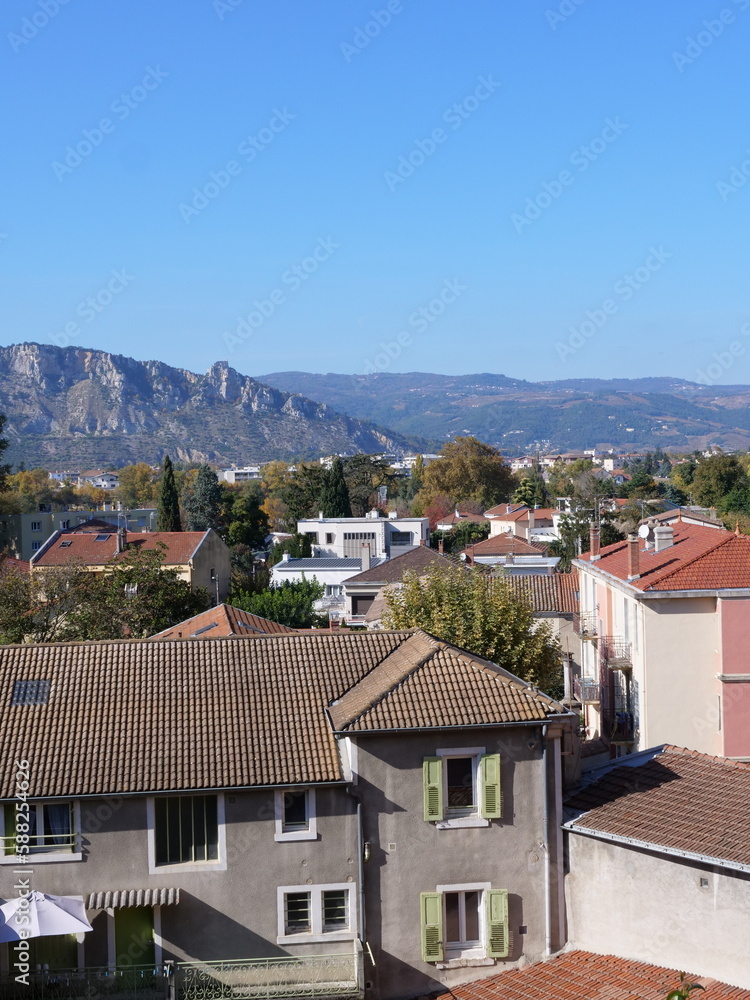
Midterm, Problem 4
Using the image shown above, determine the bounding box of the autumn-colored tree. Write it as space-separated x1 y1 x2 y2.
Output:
416 437 516 511
116 463 159 509
382 565 563 695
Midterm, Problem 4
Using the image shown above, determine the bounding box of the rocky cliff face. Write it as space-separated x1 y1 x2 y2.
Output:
0 344 416 467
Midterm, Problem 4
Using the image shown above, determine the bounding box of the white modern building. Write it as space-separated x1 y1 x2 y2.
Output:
297 511 429 560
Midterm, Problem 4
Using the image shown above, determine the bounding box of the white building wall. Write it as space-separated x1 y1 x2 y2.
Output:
566 834 750 990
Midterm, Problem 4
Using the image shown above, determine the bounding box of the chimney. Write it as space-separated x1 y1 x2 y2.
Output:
653 524 674 553
282 552 291 562
589 522 601 562
527 508 535 535
115 526 127 555
361 543 371 572
438 538 444 555
627 532 640 581
506 504 511 514
319 511 324 520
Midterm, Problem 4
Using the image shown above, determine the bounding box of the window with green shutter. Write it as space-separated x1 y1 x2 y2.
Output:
420 892 443 962
422 757 443 821
480 754 502 819
486 889 509 958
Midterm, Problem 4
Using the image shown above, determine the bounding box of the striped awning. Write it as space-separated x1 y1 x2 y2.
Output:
87 888 180 909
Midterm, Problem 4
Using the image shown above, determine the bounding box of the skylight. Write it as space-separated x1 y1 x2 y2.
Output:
59 540 72 548
192 623 219 636
11 679 51 706
95 534 110 541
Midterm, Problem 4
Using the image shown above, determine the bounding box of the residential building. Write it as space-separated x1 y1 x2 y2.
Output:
220 466 262 483
30 522 231 603
574 521 750 759
343 546 459 623
297 512 429 560
0 508 157 561
271 554 384 616
484 506 560 544
388 454 440 474
432 950 750 1000
564 745 750 990
435 510 490 532
0 630 576 999
460 535 559 575
78 470 120 490
149 603 297 639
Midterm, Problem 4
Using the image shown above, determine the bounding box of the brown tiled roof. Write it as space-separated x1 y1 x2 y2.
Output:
460 534 548 557
484 505 556 525
580 735 610 759
149 604 297 639
650 507 724 528
344 545 455 585
1 557 30 575
436 511 490 526
0 630 569 798
328 634 569 733
32 530 209 567
505 571 579 615
565 745 750 869
433 950 750 1000
577 522 750 591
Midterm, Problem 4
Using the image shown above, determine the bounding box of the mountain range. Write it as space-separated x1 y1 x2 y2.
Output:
261 371 750 454
0 344 421 469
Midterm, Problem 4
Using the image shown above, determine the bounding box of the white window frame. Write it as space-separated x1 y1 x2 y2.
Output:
30 522 41 532
31 541 41 551
276 883 355 945
274 788 317 842
435 747 489 829
146 793 227 874
436 882 491 960
0 800 82 865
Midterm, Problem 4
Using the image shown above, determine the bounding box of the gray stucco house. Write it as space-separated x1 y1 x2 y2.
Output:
0 630 576 1000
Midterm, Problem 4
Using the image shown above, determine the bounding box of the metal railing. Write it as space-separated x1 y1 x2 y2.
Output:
600 637 633 670
573 611 598 640
573 677 602 704
0 965 165 1000
1 833 78 856
175 951 362 1000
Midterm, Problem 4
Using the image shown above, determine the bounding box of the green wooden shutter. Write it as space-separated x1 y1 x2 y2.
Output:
480 754 502 819
486 889 509 958
423 757 443 821
420 892 444 962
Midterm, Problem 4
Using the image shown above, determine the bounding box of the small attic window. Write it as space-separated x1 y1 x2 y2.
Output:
192 623 219 636
59 540 72 548
95 534 110 541
11 679 51 706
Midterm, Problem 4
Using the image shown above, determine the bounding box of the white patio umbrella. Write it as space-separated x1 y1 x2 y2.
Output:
0 892 93 942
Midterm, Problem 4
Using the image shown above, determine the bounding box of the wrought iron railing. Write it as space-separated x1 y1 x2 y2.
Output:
573 611 598 639
175 952 362 1000
0 965 165 1000
600 637 633 670
573 677 602 703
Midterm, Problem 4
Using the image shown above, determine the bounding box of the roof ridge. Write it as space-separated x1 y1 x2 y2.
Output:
448 646 566 709
662 743 750 771
327 630 442 731
643 529 737 590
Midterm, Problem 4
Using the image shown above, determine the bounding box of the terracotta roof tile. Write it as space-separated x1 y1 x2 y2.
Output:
32 530 209 567
505 571 579 615
565 745 750 868
433 950 750 1000
461 535 548 557
149 604 298 639
345 546 457 585
576 523 750 591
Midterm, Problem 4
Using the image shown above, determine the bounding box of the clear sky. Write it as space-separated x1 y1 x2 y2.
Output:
1 0 749 384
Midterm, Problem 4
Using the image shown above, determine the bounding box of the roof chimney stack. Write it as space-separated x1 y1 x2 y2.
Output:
653 524 674 553
589 522 600 562
115 525 127 555
627 532 640 581
360 542 371 572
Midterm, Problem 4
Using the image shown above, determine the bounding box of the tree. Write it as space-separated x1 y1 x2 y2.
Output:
156 455 181 531
183 465 223 531
431 519 490 554
267 533 313 566
381 565 563 694
660 482 687 506
220 481 269 548
320 457 352 517
116 463 159 509
691 454 749 511
233 578 324 628
281 463 327 522
342 454 397 516
417 437 516 511
0 414 10 493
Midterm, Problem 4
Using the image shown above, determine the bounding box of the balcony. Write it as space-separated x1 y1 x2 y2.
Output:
573 677 602 704
609 711 636 744
573 611 598 640
0 952 364 1000
600 637 632 671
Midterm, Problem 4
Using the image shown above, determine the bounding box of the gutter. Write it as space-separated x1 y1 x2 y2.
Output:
328 714 577 737
562 822 750 875
0 778 351 804
573 557 750 600
346 787 367 947
542 724 552 957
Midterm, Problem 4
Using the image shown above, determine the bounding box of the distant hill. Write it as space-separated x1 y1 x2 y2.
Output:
260 371 750 453
0 344 425 468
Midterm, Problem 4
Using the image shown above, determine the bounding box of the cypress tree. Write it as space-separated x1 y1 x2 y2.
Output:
156 455 182 532
183 464 223 531
320 457 352 518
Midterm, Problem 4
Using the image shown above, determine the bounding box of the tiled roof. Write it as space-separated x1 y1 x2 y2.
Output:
32 530 209 567
461 534 548 557
576 522 750 591
505 571 579 615
344 546 454 585
484 505 556 524
0 630 569 798
148 604 297 639
328 633 569 733
565 745 750 869
649 507 724 528
436 511 489 526
1 557 30 575
433 950 750 1000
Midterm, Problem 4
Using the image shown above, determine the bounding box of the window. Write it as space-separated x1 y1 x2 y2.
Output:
2 802 80 862
60 520 70 530
325 533 334 545
342 531 376 557
274 788 317 841
30 521 41 532
420 885 508 963
277 884 355 944
304 531 318 543
325 584 342 597
423 749 501 828
390 530 412 546
149 794 226 872
31 541 41 551
12 679 50 705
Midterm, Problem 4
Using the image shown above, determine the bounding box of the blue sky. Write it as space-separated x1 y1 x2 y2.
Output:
1 0 749 383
